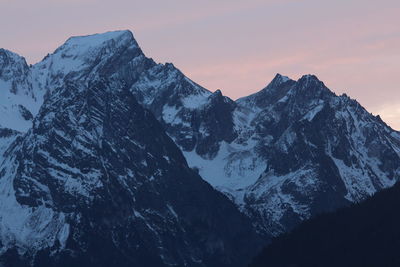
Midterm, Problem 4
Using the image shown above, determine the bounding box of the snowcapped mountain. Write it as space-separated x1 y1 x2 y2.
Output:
0 31 262 266
235 74 400 234
0 29 399 265
130 62 400 235
0 31 148 133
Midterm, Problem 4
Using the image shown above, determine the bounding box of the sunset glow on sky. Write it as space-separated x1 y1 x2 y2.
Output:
1 0 399 129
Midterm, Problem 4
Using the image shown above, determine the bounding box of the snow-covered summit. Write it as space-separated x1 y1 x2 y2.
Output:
0 30 147 132
42 30 138 69
63 30 136 48
33 30 143 86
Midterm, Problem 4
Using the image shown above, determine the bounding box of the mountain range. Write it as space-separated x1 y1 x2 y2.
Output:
0 30 399 266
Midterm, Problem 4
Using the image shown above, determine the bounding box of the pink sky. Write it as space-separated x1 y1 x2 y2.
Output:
1 0 399 129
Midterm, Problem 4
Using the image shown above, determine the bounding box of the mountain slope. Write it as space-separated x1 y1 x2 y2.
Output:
0 34 263 266
249 181 400 267
0 49 44 132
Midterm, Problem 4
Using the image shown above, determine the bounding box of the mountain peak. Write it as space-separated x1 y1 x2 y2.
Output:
53 29 139 59
213 89 223 96
235 73 293 106
64 30 137 49
0 48 28 71
273 73 290 82
0 48 30 88
268 73 291 88
33 29 144 86
295 74 334 97
0 48 23 60
297 74 323 85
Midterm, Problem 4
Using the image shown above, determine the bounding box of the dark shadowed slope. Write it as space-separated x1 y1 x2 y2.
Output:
250 181 400 267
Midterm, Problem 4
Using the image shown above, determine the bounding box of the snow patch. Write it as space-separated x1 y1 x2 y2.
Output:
303 104 324 121
181 93 209 109
162 105 180 124
183 140 266 205
0 156 69 255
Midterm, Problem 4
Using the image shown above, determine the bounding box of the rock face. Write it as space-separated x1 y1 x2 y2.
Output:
0 29 399 264
0 31 262 266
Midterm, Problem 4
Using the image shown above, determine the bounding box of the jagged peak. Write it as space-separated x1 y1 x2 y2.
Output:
293 74 336 99
213 89 223 96
162 63 212 95
0 48 30 84
161 62 183 76
262 73 293 90
164 62 176 69
0 48 21 58
207 88 229 103
209 89 236 106
236 74 292 103
0 48 28 67
271 73 291 85
297 74 324 86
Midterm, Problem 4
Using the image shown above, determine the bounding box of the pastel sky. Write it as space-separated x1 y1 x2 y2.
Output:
1 0 399 129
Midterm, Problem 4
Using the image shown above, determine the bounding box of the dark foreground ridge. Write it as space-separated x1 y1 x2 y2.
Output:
250 181 400 267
